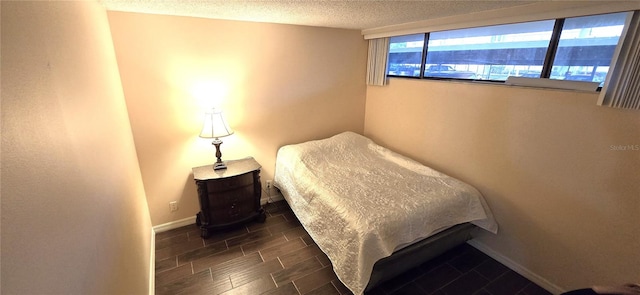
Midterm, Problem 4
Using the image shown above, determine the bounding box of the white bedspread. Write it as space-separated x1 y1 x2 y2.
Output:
274 132 497 294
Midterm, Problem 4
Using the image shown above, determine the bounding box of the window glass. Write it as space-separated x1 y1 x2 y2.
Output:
387 34 425 77
551 12 628 85
425 20 556 80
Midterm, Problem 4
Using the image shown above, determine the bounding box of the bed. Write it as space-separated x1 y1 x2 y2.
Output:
273 132 498 294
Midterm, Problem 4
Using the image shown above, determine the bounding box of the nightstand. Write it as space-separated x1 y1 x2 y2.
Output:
192 157 266 238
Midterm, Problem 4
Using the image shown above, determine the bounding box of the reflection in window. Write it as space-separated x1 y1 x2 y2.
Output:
551 12 628 86
387 34 424 77
425 20 555 80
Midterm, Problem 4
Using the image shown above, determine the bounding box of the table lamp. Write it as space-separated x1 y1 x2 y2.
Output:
199 108 234 170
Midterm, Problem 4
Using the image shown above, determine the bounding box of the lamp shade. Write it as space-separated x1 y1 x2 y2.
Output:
199 108 234 139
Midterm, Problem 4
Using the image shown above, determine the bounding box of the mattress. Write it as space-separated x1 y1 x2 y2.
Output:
274 132 498 294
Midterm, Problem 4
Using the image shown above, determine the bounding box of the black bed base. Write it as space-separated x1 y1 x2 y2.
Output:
365 222 476 291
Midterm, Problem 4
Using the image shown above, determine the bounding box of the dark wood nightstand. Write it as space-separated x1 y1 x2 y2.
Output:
192 157 266 238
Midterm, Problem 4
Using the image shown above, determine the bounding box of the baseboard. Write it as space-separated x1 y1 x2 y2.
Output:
149 227 156 295
261 191 284 205
467 239 564 295
153 216 197 233
152 193 284 235
152 194 285 234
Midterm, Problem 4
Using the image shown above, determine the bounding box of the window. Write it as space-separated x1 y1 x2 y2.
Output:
425 20 555 80
388 34 425 77
387 11 632 87
551 12 628 86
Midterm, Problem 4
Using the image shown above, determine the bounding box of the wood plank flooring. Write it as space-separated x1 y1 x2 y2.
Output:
154 200 552 295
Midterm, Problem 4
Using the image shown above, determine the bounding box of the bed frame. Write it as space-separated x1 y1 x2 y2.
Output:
365 222 476 291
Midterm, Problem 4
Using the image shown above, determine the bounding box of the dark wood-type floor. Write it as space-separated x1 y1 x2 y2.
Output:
155 200 552 295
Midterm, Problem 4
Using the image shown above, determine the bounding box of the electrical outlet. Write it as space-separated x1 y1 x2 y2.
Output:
169 201 178 212
266 180 272 194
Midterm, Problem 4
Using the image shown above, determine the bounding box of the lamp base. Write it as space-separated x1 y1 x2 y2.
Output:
212 138 227 170
213 161 227 170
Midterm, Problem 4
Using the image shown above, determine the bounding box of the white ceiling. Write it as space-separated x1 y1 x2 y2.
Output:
99 0 543 31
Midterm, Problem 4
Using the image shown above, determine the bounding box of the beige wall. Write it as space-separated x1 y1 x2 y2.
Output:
1 2 152 294
106 12 367 226
364 78 640 291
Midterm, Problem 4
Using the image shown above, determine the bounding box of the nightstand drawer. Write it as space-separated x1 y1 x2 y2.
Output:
206 173 253 192
208 187 254 208
210 201 254 223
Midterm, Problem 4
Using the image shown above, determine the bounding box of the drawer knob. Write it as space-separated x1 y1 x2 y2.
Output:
229 204 239 217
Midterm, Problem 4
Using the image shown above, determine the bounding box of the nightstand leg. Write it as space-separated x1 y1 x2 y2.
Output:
196 212 210 238
201 227 210 239
256 208 266 223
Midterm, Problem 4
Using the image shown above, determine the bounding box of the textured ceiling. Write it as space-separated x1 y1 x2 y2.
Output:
100 0 541 30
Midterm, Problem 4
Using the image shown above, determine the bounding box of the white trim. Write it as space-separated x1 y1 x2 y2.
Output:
150 195 283 234
153 216 197 233
362 1 640 39
262 192 284 205
467 239 565 295
505 77 600 92
148 227 155 295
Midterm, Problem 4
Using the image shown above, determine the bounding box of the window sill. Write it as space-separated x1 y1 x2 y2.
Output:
386 76 601 93
504 77 601 92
